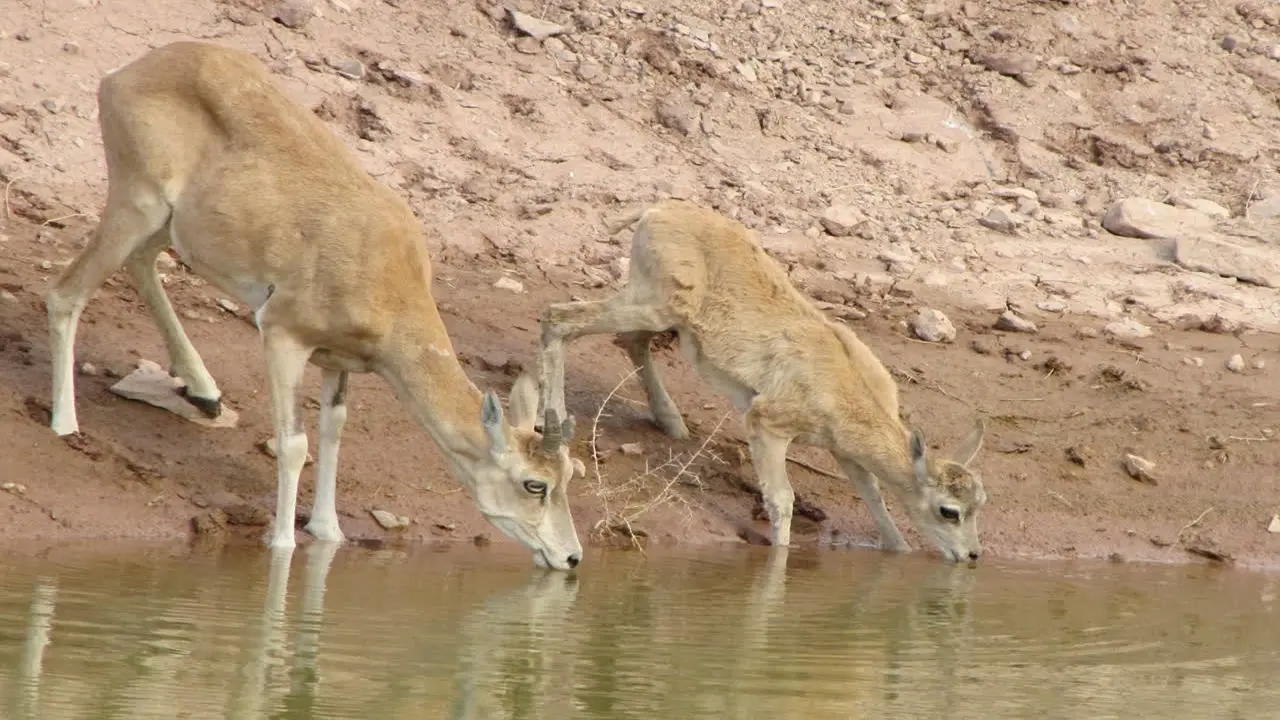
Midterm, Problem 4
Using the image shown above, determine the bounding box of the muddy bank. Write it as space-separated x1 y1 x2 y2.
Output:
1 0 1278 568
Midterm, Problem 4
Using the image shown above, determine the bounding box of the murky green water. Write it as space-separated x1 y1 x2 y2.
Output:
1 542 1277 719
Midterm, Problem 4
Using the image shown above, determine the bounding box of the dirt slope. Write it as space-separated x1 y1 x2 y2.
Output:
1 0 1277 567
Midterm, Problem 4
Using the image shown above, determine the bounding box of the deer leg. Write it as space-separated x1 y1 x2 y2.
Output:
618 331 689 440
305 369 349 544
259 324 313 551
746 425 796 547
837 458 911 553
124 234 223 417
538 297 675 425
47 190 170 436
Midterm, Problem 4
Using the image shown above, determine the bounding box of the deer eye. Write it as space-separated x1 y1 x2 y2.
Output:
522 480 548 496
939 506 961 522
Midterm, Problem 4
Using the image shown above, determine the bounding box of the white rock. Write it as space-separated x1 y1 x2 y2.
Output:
370 509 410 530
1103 317 1152 339
1268 514 1280 534
1226 353 1245 373
1175 235 1280 289
1101 198 1216 239
994 310 1037 333
108 359 239 429
1171 197 1230 220
507 9 566 41
820 205 867 237
910 308 956 343
493 276 525 293
1122 453 1158 485
619 442 644 456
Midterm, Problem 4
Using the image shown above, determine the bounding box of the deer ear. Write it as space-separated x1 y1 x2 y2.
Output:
909 428 931 486
507 373 539 433
951 418 986 468
480 391 507 454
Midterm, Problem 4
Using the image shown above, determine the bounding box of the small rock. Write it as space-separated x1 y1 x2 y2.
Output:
216 298 240 314
268 0 314 29
1185 356 1204 367
508 9 566 41
1171 197 1230 220
1222 35 1241 52
62 41 81 54
1036 299 1066 313
977 52 1037 78
370 508 410 530
910 308 956 343
1101 198 1216 239
1122 452 1158 485
1226 354 1246 373
257 436 315 465
655 97 701 136
575 60 602 82
2 482 28 494
41 98 63 114
109 359 240 429
619 442 644 456
329 57 366 80
493 276 524 293
819 205 867 237
514 36 542 55
994 311 1037 333
978 206 1018 233
969 338 994 355
1175 235 1280 289
736 61 758 82
0 290 17 304
1268 514 1280 533
1103 318 1152 339
78 362 98 376
1252 358 1266 370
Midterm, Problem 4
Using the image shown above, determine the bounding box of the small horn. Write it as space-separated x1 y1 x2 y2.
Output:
541 408 563 454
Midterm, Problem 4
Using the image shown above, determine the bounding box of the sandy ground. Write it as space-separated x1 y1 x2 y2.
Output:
1 0 1278 568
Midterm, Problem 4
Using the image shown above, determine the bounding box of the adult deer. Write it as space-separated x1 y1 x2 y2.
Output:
538 200 988 562
44 41 584 570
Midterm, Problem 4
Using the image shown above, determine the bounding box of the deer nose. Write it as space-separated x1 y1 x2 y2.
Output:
566 554 581 569
968 551 980 561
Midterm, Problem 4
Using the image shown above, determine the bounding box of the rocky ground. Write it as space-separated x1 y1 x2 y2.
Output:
1 0 1278 568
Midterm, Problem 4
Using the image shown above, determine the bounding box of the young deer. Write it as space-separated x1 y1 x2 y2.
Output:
45 41 584 570
539 200 988 562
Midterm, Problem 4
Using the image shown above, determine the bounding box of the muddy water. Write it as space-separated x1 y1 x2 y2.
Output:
0 543 1277 720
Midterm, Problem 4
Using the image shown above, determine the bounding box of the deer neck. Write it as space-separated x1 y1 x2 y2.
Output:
378 310 508 481
834 420 917 495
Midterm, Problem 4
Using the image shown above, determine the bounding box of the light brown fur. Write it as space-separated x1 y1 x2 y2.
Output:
539 200 987 561
44 41 583 569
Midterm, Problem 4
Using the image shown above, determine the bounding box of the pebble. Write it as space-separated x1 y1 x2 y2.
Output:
507 9 566 41
910 308 956 343
978 206 1018 233
819 205 867 237
994 310 1038 333
370 508 410 530
491 276 523 294
1103 317 1152 339
619 442 644 456
78 362 98 376
1268 514 1280 534
268 0 314 29
1101 197 1215 240
1226 354 1246 373
1122 453 1158 485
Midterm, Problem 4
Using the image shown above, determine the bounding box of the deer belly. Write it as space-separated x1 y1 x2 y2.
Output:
168 224 273 315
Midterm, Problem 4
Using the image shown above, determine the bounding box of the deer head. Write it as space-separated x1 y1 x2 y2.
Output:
471 373 584 571
900 418 988 563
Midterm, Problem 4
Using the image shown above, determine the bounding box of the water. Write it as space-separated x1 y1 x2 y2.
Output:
1 542 1277 719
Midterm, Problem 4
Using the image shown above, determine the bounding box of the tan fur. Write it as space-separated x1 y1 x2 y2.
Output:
539 200 988 561
44 41 584 569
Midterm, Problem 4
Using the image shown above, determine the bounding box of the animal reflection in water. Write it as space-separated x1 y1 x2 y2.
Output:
5 548 983 719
